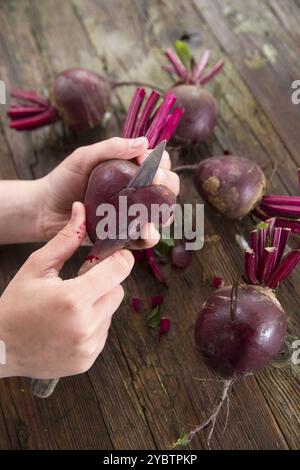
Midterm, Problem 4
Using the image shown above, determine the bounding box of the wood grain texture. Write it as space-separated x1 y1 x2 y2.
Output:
0 0 299 450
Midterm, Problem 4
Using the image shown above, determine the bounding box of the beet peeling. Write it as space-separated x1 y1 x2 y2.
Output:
164 42 224 143
179 219 300 448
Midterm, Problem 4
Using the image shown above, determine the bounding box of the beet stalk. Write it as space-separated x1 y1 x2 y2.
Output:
178 218 299 448
7 68 162 131
164 41 224 143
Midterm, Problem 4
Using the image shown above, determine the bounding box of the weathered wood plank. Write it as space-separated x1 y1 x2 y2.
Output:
194 0 300 166
0 0 299 450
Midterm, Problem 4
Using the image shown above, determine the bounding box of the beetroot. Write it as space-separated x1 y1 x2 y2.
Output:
175 150 300 235
164 41 224 143
178 219 300 448
194 155 266 219
195 284 286 377
7 68 158 131
81 88 183 270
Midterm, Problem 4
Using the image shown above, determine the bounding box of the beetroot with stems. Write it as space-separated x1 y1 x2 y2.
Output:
191 154 300 233
7 67 159 131
164 41 224 143
81 88 183 271
178 219 300 448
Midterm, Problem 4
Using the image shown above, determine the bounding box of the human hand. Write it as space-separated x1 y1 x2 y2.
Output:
37 137 179 246
0 202 134 379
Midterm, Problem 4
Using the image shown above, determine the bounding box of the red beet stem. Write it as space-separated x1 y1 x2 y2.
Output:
191 49 211 82
150 294 164 308
11 88 49 108
145 92 176 147
261 247 277 283
162 64 177 76
131 297 141 313
258 227 266 278
165 49 188 80
254 207 300 235
276 228 291 267
122 87 146 138
159 317 170 340
245 249 258 284
271 227 282 266
266 217 276 240
132 90 160 138
158 107 184 142
275 218 300 234
260 202 300 217
267 250 300 289
250 230 258 268
245 220 295 287
198 60 224 86
8 105 46 119
9 106 59 130
262 195 300 206
145 248 166 284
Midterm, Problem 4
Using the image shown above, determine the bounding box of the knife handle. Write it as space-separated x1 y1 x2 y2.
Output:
31 378 59 398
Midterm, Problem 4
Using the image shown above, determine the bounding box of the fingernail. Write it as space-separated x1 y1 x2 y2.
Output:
130 136 148 148
71 202 79 219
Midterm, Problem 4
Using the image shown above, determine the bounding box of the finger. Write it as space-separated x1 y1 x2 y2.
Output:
153 168 180 195
66 137 148 174
129 223 160 250
72 249 134 303
92 284 124 323
136 150 171 170
27 202 86 275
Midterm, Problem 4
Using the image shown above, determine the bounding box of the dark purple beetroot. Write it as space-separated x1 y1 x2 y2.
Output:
85 159 176 246
170 85 217 143
195 284 286 378
164 44 224 143
50 68 111 129
194 155 266 219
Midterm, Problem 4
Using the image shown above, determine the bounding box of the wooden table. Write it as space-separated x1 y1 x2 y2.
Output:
0 0 299 450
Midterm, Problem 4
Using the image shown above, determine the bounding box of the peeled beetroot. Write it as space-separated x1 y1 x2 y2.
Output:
194 155 266 219
164 42 224 143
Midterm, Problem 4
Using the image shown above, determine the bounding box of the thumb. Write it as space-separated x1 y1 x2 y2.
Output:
32 202 86 275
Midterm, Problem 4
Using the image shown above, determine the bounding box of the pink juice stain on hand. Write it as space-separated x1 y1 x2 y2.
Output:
76 222 86 240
